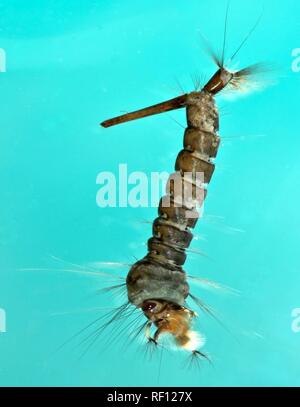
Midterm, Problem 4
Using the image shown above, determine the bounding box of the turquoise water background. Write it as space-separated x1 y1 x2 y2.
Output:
0 0 300 387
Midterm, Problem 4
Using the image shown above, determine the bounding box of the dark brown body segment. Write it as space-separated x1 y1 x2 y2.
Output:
175 150 215 184
126 91 220 307
184 128 220 157
158 197 199 229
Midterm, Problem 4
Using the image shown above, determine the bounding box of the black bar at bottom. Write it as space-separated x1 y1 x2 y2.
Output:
0 386 298 403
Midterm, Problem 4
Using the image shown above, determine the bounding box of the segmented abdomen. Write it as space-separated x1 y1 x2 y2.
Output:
126 91 220 307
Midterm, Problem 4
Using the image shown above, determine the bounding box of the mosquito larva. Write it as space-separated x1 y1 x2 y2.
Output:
100 8 265 358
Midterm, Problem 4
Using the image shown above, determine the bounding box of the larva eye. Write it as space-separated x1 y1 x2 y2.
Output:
142 300 162 313
142 301 157 312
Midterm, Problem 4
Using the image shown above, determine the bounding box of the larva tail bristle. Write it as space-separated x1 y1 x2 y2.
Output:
228 13 262 63
234 62 272 78
222 63 276 97
198 31 222 68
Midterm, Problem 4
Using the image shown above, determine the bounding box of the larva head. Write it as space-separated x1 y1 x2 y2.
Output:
141 300 204 351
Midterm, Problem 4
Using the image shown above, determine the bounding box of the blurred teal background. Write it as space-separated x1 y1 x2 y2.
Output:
0 0 300 387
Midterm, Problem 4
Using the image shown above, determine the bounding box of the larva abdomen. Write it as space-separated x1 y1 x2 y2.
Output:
183 128 220 158
175 150 215 184
152 217 193 249
158 197 199 229
126 90 220 307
